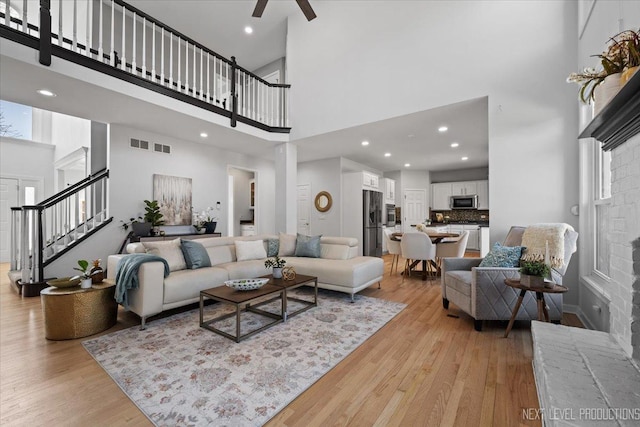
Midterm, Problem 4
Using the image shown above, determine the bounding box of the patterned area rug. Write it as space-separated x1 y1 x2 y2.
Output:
83 289 405 426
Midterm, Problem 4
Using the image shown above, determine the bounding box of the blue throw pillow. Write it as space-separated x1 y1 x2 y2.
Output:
294 234 322 258
180 239 212 269
478 242 524 268
267 238 280 257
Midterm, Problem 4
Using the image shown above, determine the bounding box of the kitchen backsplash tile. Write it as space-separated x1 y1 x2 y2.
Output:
430 209 489 224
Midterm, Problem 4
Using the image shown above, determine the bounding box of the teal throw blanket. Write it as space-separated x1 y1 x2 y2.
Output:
115 254 169 308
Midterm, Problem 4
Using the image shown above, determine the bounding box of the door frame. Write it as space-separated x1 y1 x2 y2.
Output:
0 173 44 205
227 165 258 237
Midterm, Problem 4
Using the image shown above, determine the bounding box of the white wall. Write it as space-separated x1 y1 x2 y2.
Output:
0 137 54 199
286 0 581 304
44 124 276 278
51 112 91 162
298 157 342 236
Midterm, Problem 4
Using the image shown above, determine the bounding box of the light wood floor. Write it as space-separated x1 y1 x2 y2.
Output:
0 258 582 426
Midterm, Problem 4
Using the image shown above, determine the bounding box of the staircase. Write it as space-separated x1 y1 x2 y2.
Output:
9 169 112 295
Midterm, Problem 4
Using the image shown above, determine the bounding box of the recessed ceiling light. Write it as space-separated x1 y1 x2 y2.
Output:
361 141 369 146
37 89 56 97
200 132 208 138
461 156 469 161
450 142 459 148
244 26 253 34
384 153 391 157
404 163 411 167
407 134 415 138
438 126 448 132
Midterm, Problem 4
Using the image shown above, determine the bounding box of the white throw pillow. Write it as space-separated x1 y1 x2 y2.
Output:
278 233 296 256
143 238 187 272
235 239 267 262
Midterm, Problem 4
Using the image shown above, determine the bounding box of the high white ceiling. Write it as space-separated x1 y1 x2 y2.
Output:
1 0 488 173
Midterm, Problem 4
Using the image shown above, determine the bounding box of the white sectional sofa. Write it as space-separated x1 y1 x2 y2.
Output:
107 234 384 328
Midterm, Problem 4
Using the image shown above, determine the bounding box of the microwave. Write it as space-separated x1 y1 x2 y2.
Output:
450 195 478 209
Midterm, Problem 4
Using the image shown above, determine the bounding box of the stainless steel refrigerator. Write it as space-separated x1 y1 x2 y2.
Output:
363 190 383 257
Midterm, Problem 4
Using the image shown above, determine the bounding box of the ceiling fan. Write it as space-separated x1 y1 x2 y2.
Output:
252 0 317 21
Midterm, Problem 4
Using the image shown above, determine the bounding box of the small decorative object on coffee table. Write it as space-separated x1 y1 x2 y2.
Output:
503 278 568 338
264 255 286 279
282 266 296 281
224 278 269 291
90 259 104 284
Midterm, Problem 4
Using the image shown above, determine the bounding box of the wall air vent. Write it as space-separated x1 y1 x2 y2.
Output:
154 143 171 154
130 138 149 150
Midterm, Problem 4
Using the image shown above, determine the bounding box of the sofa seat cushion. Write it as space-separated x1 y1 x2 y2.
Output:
444 271 472 297
285 256 383 288
218 260 272 280
163 267 229 305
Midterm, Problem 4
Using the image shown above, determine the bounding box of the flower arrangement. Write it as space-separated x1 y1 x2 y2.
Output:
567 29 640 103
264 256 286 269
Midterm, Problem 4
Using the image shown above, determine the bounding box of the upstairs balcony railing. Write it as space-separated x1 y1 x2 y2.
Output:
10 168 111 284
0 0 290 132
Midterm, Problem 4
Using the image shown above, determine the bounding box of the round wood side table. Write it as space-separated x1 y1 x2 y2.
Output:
503 278 568 338
41 281 117 340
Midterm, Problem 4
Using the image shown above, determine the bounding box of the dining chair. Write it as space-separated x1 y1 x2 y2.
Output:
383 228 402 276
435 230 470 268
400 231 437 282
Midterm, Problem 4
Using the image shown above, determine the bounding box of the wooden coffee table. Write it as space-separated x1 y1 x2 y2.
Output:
199 283 284 342
263 273 318 321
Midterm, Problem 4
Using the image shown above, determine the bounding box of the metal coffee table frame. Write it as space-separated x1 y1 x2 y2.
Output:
263 274 318 321
199 284 284 343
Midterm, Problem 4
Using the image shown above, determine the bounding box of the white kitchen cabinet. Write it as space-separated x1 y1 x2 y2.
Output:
464 225 480 251
240 224 256 236
363 171 380 190
384 178 396 204
477 180 489 209
451 181 478 196
431 183 452 210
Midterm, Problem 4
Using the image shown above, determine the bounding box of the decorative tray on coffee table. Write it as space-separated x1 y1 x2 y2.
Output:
224 278 269 291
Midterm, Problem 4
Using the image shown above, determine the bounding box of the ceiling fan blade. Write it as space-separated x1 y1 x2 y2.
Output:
252 0 269 18
295 0 317 21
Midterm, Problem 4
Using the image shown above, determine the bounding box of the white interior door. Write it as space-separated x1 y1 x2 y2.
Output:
0 178 19 262
297 184 310 235
403 189 427 232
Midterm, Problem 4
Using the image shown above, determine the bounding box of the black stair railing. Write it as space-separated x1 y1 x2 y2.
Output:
10 168 112 284
0 0 291 133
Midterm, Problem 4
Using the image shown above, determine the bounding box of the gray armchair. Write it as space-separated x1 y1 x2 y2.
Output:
441 226 578 331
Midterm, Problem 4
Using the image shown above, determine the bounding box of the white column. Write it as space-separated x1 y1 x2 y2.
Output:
274 142 297 234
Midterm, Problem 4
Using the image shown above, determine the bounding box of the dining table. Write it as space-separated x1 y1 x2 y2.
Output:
391 232 460 280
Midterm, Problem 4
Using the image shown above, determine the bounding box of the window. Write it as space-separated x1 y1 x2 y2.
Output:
0 100 32 140
593 142 611 278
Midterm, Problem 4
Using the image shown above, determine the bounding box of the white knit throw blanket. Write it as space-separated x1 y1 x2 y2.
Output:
521 223 574 268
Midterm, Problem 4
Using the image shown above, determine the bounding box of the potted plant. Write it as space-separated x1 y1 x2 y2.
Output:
121 215 151 237
519 261 551 289
199 206 218 234
265 255 286 279
567 29 640 112
143 200 165 235
74 259 94 289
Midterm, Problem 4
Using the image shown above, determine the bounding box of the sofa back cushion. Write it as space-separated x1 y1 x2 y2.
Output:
180 239 212 269
235 239 267 261
319 236 358 260
294 234 322 258
278 233 297 256
142 238 187 272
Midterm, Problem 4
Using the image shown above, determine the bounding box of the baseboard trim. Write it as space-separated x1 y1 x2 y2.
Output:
563 304 596 330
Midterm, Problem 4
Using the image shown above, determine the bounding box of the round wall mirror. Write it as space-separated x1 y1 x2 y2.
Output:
314 191 333 212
